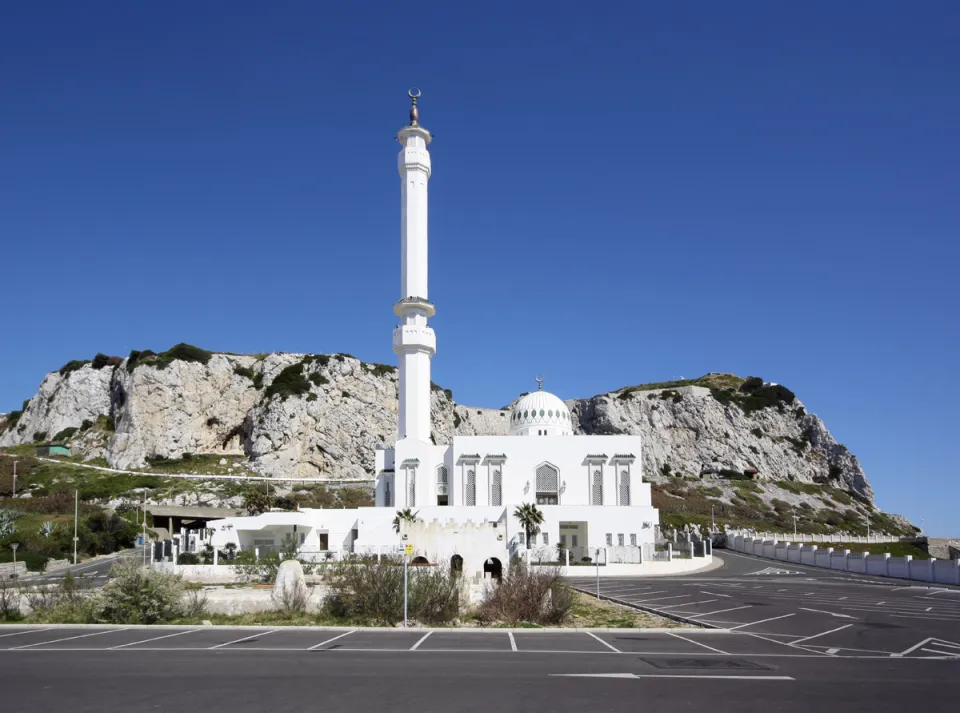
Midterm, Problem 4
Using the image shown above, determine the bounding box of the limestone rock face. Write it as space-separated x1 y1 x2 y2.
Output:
272 560 309 610
0 355 872 503
568 385 873 501
0 365 112 447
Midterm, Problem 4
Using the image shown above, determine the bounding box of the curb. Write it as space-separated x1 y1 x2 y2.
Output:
567 587 717 629
0 623 723 634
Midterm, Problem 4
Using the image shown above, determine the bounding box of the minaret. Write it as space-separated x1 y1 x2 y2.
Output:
393 89 436 443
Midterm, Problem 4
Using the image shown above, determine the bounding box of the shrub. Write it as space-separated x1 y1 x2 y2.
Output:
58 360 91 376
91 353 111 370
177 552 200 565
659 389 683 403
52 427 78 442
0 577 21 621
308 372 328 387
323 558 460 626
233 365 255 380
750 427 764 439
126 349 157 370
264 362 312 401
80 419 93 431
22 572 97 623
95 559 187 624
739 376 764 393
32 431 48 443
369 363 396 378
477 564 572 625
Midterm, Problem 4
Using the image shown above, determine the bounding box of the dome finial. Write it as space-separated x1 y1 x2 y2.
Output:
536 374 544 391
408 88 421 126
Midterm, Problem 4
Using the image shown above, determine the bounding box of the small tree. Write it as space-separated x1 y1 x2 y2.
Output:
392 508 419 534
242 485 274 516
513 503 544 549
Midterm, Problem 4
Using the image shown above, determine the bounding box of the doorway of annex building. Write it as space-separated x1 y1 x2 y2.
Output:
450 554 463 573
559 521 587 561
484 557 503 580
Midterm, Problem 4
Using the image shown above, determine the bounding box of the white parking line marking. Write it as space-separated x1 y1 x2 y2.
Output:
922 648 960 657
666 631 727 654
0 628 54 640
550 673 795 681
110 629 199 649
826 648 841 655
13 629 128 649
838 597 848 600
700 591 732 598
688 605 752 618
899 638 934 656
508 632 517 651
799 608 857 619
727 613 796 631
210 630 279 649
791 624 854 645
410 632 432 651
586 632 621 653
635 594 691 603
307 630 357 650
658 599 717 610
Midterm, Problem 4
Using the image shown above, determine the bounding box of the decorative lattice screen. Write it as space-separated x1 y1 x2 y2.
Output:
465 469 476 506
536 464 559 493
619 469 630 506
591 468 603 505
407 469 416 507
436 466 448 485
491 469 502 506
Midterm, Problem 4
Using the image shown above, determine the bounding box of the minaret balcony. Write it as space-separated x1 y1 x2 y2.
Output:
393 325 436 354
393 296 435 318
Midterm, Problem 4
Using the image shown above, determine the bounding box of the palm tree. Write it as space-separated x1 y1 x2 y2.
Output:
513 503 544 549
392 508 419 534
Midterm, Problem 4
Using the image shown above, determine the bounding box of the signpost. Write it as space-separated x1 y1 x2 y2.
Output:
595 548 601 599
403 544 413 628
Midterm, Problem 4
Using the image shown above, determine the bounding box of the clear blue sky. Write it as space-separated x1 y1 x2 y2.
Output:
1 2 957 535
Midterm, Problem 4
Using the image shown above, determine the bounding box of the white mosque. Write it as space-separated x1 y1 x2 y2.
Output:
208 92 662 575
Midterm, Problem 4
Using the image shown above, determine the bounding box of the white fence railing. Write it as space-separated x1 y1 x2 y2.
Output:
730 536 960 585
727 530 905 545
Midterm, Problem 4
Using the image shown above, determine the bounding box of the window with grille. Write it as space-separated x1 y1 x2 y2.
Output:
605 533 612 546
543 532 549 545
384 480 392 507
591 468 603 505
618 533 624 546
529 533 536 545
619 469 630 505
630 533 637 546
518 532 525 545
536 463 559 505
436 465 448 505
407 468 416 507
465 468 476 506
571 535 578 547
560 534 566 546
491 468 502 506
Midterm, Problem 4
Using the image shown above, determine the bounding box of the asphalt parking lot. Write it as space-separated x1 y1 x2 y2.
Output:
567 549 960 658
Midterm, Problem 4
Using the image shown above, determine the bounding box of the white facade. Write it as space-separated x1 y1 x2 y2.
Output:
207 91 660 565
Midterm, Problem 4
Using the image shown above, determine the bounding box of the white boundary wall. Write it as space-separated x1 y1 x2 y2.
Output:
727 530 903 544
729 536 960 585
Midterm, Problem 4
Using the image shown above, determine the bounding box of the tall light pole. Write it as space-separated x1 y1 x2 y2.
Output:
793 513 799 540
11 461 17 498
711 505 715 532
10 543 19 578
73 489 79 565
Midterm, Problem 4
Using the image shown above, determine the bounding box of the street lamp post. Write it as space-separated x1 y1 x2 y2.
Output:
11 461 17 498
711 505 715 533
793 514 799 540
73 489 79 565
11 543 19 578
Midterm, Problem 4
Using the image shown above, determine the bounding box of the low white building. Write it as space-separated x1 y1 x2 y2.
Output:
207 92 661 574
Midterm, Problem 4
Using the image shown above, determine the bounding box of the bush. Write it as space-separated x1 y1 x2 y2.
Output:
368 363 396 378
95 559 188 624
477 564 572 625
264 362 312 401
323 558 460 626
233 365 255 380
177 552 200 565
52 427 78 442
91 353 111 370
23 572 98 623
739 376 764 393
58 360 91 376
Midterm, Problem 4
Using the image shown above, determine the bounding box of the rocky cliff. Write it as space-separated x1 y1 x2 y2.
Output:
0 348 880 516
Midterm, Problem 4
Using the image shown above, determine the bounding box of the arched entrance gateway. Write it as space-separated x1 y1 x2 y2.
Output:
484 557 503 581
411 556 429 565
450 554 463 573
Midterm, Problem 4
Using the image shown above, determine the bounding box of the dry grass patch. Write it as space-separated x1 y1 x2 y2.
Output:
566 591 690 628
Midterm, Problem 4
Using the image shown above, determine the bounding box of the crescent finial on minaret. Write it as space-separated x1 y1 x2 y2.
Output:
536 374 544 391
408 88 421 126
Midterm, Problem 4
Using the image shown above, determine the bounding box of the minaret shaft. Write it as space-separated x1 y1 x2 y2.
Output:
393 96 435 443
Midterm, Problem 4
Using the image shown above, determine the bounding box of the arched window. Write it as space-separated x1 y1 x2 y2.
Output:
535 463 559 505
619 469 630 506
491 468 502 506
436 465 448 505
465 468 476 506
591 468 603 506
